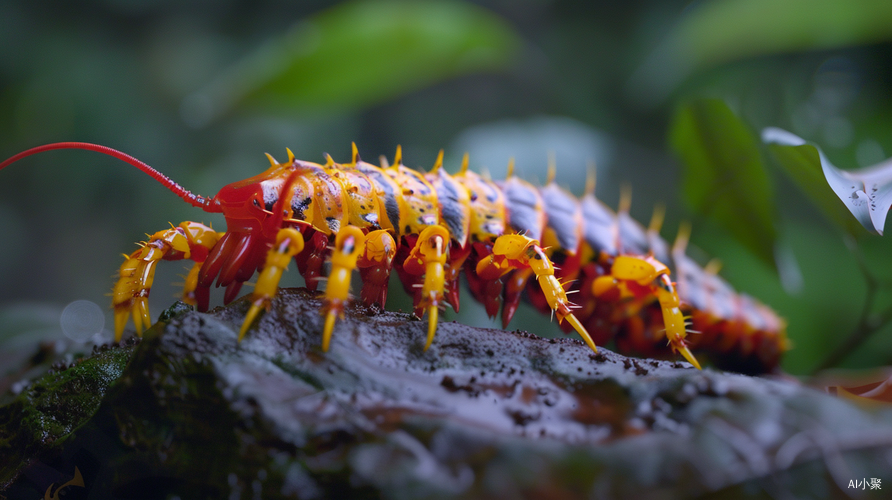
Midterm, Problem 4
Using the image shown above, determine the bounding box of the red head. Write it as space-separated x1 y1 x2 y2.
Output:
210 155 319 238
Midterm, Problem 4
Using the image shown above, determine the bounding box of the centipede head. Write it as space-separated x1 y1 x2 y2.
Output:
198 154 316 293
212 152 317 237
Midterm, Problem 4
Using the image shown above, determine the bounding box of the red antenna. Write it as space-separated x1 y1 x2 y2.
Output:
0 142 222 213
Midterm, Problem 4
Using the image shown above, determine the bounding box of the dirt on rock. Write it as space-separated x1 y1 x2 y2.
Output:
2 288 892 499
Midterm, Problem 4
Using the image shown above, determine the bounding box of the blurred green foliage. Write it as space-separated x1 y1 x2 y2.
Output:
669 99 778 270
1 0 892 375
672 0 892 63
186 0 520 125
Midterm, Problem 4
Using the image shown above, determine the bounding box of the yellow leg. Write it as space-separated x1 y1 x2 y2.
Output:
661 303 701 370
114 249 159 340
610 255 703 370
401 226 450 350
534 266 599 354
239 227 305 341
181 261 202 306
320 226 365 351
651 272 701 370
112 222 218 341
420 228 447 350
489 234 598 354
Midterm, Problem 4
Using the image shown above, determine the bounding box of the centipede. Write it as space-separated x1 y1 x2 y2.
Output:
0 142 789 374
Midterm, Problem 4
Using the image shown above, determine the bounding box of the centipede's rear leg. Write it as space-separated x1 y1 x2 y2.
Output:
113 221 221 341
593 255 702 369
477 234 598 354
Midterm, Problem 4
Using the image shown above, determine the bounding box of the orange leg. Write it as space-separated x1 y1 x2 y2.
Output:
357 229 397 309
443 244 471 312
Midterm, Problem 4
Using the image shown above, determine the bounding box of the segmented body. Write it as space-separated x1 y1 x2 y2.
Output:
577 194 788 374
0 143 788 374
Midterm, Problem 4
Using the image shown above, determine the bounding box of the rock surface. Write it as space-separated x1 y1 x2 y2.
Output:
2 288 892 499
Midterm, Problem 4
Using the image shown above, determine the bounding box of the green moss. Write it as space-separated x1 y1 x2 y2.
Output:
0 341 136 488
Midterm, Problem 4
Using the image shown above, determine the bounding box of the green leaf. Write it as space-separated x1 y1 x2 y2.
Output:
669 98 778 270
763 127 890 235
184 0 520 125
679 0 892 66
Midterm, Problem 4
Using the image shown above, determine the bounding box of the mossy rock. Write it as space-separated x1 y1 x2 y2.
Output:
2 289 890 499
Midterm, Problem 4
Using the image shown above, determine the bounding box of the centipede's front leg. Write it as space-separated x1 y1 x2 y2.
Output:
113 221 220 341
